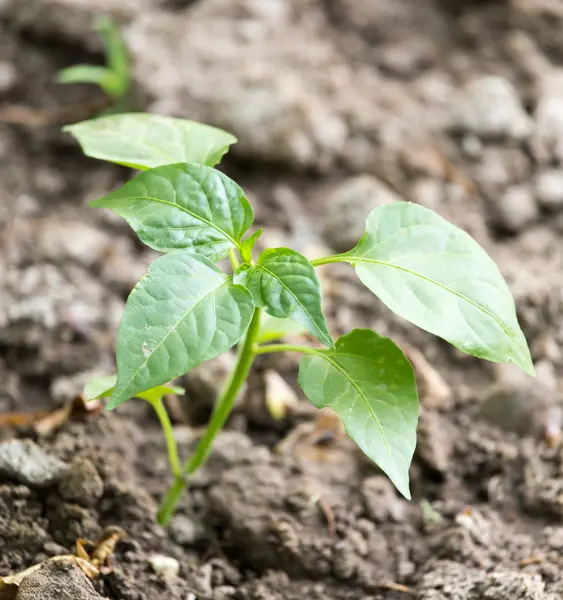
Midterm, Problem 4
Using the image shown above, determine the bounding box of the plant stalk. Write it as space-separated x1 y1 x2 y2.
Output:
157 307 263 525
310 254 349 267
148 397 182 477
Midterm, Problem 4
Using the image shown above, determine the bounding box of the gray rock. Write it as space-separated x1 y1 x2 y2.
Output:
534 169 563 210
16 560 104 600
169 515 201 546
450 76 532 140
493 186 538 233
58 458 104 507
0 440 68 488
532 70 563 164
0 60 16 93
321 175 401 252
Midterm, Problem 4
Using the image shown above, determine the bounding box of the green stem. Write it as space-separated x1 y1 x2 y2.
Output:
253 343 321 356
157 308 263 525
311 254 350 267
228 248 241 271
147 397 182 476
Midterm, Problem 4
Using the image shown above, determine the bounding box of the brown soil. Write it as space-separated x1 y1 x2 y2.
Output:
2 1 563 599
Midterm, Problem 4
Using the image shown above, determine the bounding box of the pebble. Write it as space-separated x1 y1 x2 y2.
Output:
169 515 200 546
450 76 532 140
149 554 180 577
322 175 401 253
0 439 68 488
493 185 538 233
545 526 563 550
16 560 103 600
58 458 104 507
532 70 563 163
0 60 16 93
534 169 563 210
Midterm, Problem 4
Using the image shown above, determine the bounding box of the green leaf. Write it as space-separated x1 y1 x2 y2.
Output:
240 229 263 263
90 163 254 261
342 203 534 376
57 65 116 89
83 374 184 403
83 374 117 401
108 251 254 410
256 315 306 344
298 329 418 498
135 384 185 403
243 248 332 347
64 113 237 169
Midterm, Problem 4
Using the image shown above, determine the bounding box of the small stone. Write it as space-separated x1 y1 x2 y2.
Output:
169 515 200 546
322 175 401 252
493 186 538 233
532 70 563 163
0 439 68 488
545 526 563 550
213 586 236 600
534 169 563 210
0 60 16 93
16 559 104 600
149 554 180 578
43 541 68 556
450 76 532 140
58 458 104 507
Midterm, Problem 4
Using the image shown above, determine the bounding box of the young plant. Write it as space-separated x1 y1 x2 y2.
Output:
57 17 131 110
66 113 534 525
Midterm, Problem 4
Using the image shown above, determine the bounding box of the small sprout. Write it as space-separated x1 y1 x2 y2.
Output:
65 112 534 525
57 17 131 111
420 499 443 525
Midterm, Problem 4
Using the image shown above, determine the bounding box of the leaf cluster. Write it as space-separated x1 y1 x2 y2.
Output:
67 113 533 499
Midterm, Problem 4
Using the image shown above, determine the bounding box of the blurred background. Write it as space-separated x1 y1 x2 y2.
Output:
1 1 563 599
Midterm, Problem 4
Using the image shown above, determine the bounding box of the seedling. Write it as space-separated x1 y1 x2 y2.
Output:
65 113 534 525
57 17 131 110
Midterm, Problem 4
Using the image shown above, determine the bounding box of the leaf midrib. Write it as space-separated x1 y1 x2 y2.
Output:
349 255 514 342
256 262 331 347
103 194 240 250
308 349 393 459
115 278 228 399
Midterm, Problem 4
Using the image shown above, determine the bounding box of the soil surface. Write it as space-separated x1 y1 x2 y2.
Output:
2 1 563 599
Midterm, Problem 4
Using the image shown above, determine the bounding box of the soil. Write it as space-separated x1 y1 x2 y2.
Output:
2 1 563 599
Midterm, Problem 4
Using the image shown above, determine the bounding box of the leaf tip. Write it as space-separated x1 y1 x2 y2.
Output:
390 472 412 500
510 334 535 377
